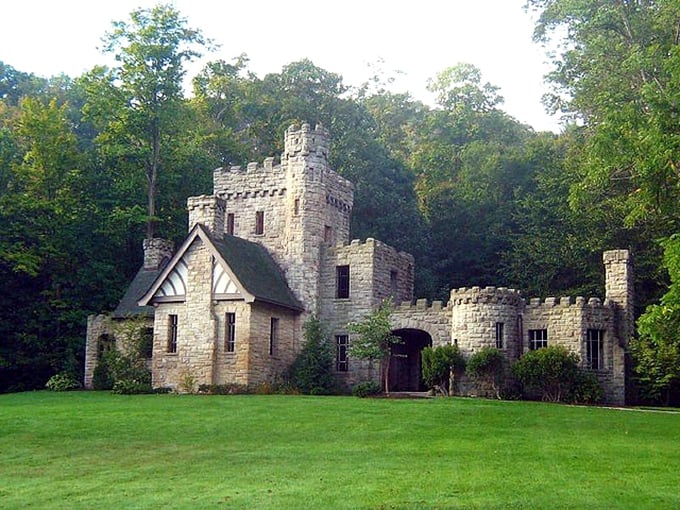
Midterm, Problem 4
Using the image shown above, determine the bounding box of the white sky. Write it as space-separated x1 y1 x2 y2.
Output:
1 0 560 132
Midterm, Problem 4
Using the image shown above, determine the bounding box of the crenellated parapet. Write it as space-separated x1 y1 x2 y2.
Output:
525 295 608 310
284 122 330 161
450 286 523 306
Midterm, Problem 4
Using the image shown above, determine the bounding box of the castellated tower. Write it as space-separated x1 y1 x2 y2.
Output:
603 249 634 346
211 123 354 313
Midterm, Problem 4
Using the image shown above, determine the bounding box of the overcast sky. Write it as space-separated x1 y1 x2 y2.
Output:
1 0 561 132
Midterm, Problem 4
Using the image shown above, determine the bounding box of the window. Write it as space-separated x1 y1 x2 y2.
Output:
269 318 279 356
97 334 115 360
141 327 154 358
528 329 547 350
255 211 264 235
495 322 504 349
167 314 178 353
336 265 350 299
324 225 333 244
226 213 235 235
294 198 300 215
586 329 603 370
225 313 236 353
390 270 398 300
336 335 349 372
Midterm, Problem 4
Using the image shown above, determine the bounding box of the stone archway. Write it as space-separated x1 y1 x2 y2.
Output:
389 328 433 391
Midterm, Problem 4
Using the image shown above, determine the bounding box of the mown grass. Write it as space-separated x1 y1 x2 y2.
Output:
0 392 678 509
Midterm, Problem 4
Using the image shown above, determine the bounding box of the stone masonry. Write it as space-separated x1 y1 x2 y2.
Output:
84 123 632 404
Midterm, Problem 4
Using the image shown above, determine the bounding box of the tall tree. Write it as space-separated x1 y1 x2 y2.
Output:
97 4 210 238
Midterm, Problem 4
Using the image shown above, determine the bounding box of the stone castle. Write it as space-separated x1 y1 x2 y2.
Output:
84 123 631 404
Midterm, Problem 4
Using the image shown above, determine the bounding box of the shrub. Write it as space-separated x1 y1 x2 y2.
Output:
197 383 249 395
111 379 153 395
512 345 579 402
352 380 381 398
422 344 465 395
569 370 604 404
92 357 114 390
466 347 505 398
45 373 81 392
287 316 336 394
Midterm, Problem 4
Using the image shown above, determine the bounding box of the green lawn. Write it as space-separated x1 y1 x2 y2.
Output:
0 392 678 509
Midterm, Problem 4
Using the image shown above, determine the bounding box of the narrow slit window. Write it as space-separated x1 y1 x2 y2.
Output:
495 322 504 349
255 211 264 235
269 317 279 356
586 329 603 370
225 313 236 353
167 314 178 353
226 213 235 235
336 335 349 372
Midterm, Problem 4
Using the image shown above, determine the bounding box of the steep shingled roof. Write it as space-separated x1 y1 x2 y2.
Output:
112 266 162 318
137 224 303 312
209 229 303 311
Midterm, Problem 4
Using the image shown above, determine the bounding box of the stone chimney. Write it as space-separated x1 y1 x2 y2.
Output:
143 238 174 270
187 194 225 239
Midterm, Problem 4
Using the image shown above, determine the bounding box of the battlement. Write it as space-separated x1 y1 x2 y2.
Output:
329 238 413 260
398 298 448 312
284 123 330 161
187 194 226 238
525 295 608 308
450 286 523 306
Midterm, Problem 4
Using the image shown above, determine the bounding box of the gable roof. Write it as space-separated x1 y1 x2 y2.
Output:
138 224 303 312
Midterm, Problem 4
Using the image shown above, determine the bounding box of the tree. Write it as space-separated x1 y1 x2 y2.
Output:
288 316 336 394
347 300 401 394
421 344 465 396
632 235 680 405
465 347 504 399
96 4 211 238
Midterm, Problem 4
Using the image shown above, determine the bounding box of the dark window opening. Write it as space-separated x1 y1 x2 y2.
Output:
269 317 279 356
168 314 178 353
528 329 548 350
97 334 115 360
226 213 235 235
336 265 350 299
495 322 504 349
336 334 349 372
586 329 603 370
255 211 264 235
225 313 236 353
141 327 154 358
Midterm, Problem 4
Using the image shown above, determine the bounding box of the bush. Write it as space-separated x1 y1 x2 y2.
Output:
422 344 465 395
92 357 114 390
569 370 604 404
45 373 81 392
466 347 505 398
111 379 153 395
512 345 580 402
352 380 381 398
287 316 336 394
197 383 249 395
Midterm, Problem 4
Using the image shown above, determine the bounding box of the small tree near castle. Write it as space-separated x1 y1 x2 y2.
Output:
348 300 401 394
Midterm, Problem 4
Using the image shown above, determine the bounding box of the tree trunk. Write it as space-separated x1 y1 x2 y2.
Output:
146 119 160 239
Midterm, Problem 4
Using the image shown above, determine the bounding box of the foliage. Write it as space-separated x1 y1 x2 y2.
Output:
101 319 152 394
632 235 680 405
421 344 465 395
511 345 580 402
197 383 249 395
351 380 382 398
465 347 505 399
92 356 114 390
45 373 81 392
348 300 401 393
569 369 604 405
287 316 336 395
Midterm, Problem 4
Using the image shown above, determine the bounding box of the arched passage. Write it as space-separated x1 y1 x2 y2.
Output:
389 328 432 391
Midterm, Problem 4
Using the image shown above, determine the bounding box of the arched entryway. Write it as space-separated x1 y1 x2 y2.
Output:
389 329 432 391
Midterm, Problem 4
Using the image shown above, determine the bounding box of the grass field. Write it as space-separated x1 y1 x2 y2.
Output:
0 392 678 509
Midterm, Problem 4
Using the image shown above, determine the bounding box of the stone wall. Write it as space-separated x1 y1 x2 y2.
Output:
83 314 111 389
392 299 450 346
